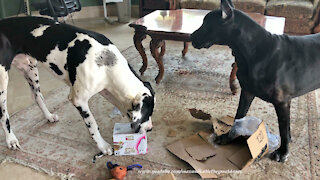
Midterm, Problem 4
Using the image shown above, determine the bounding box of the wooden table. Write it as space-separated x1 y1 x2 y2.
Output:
129 9 285 90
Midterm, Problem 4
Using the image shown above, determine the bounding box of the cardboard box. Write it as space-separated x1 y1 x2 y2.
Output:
167 118 268 179
212 115 234 136
113 123 147 156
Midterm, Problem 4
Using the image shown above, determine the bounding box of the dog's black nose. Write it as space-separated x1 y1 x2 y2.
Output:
134 126 141 133
131 122 141 133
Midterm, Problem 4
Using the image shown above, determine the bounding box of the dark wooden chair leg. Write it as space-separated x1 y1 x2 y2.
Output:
229 62 238 95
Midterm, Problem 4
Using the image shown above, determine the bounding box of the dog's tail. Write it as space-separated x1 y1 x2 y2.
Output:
0 33 14 71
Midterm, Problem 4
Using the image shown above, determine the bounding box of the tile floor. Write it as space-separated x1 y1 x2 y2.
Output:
0 16 137 180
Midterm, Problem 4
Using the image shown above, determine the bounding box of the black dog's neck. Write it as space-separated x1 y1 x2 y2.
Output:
227 10 276 65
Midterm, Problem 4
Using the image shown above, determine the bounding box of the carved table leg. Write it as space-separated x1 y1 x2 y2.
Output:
182 42 189 57
133 31 148 75
229 62 238 95
150 39 166 84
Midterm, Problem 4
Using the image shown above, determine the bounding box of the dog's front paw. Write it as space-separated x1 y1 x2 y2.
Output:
97 140 113 156
230 80 239 95
269 149 289 162
6 133 21 150
46 114 59 123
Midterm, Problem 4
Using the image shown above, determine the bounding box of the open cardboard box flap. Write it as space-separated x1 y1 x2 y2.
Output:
212 115 234 136
167 119 269 179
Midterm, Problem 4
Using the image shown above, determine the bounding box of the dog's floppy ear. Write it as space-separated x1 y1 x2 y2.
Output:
221 0 234 20
143 81 155 96
132 94 141 111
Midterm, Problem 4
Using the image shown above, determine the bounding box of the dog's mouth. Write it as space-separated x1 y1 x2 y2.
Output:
131 122 140 133
131 121 153 133
131 124 152 133
202 41 215 49
192 41 214 49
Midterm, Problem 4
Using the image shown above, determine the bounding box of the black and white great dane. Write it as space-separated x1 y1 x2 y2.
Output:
0 16 155 157
191 0 320 162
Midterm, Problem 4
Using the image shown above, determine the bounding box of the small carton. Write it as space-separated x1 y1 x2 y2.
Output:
113 123 147 156
167 117 268 179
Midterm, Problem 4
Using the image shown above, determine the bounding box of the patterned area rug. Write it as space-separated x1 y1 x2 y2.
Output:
0 41 319 179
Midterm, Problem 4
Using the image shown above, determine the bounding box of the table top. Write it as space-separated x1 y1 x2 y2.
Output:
130 9 285 35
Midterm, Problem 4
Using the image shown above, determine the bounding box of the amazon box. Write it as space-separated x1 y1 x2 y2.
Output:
113 123 147 156
167 118 268 179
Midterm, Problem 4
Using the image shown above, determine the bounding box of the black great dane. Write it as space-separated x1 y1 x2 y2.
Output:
191 0 320 162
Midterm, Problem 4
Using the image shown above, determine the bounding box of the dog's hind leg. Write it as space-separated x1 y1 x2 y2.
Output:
215 90 255 144
12 55 58 122
270 101 291 162
0 66 20 150
70 89 113 156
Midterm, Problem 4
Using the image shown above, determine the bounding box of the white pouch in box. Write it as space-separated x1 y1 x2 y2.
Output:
113 123 148 156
